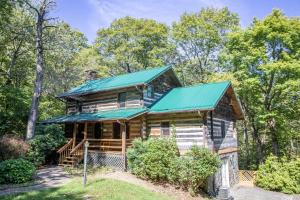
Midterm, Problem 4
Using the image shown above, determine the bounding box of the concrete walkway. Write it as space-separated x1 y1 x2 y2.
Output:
231 184 300 200
0 166 71 196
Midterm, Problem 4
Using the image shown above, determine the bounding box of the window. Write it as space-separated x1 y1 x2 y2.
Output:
221 121 226 138
146 85 154 98
118 92 126 108
113 122 121 139
161 122 170 136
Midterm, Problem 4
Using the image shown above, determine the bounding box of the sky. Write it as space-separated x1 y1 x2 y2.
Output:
53 0 300 43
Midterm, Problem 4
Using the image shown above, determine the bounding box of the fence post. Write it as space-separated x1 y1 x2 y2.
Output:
83 140 89 187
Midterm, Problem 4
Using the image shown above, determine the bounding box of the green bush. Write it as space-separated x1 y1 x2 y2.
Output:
127 137 179 182
0 158 36 184
255 155 300 194
127 138 221 196
26 124 66 166
172 146 221 195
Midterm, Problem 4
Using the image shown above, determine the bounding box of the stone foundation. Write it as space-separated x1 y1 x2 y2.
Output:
207 151 239 196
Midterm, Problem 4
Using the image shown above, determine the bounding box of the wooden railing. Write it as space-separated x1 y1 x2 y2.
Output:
87 139 133 153
57 138 73 164
70 139 86 160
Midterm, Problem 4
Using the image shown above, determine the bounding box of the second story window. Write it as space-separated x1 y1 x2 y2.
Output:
118 92 126 108
147 85 154 98
161 121 170 136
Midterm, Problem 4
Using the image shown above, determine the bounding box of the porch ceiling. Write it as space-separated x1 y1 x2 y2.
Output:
42 108 147 124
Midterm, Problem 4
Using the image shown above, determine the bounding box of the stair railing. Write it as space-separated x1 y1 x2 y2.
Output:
70 139 86 166
57 138 74 165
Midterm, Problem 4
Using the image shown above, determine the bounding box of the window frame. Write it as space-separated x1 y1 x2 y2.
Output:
146 85 154 98
118 92 127 108
160 121 170 137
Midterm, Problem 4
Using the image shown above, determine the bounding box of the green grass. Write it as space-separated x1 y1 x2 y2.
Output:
2 178 171 200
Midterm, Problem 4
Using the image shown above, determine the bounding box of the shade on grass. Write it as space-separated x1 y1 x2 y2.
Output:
2 178 171 200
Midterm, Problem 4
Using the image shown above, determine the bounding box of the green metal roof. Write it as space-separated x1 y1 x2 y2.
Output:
149 81 231 113
42 108 147 124
57 65 172 98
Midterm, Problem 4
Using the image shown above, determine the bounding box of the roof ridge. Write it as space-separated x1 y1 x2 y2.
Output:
174 80 231 89
89 65 171 82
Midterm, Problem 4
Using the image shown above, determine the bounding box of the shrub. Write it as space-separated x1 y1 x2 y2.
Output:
0 135 29 161
175 146 221 195
255 155 300 194
127 138 221 196
26 124 66 166
0 158 36 184
127 137 179 182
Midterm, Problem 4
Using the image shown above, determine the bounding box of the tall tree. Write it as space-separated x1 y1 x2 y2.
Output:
172 7 239 84
223 9 300 163
95 16 175 74
25 0 56 140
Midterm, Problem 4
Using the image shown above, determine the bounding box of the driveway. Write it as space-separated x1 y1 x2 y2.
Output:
231 184 300 200
0 166 71 196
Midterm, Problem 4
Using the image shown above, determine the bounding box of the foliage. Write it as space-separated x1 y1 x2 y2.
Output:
0 158 36 184
0 135 29 161
255 155 300 194
127 137 179 181
178 146 220 195
26 125 66 166
128 139 220 196
95 16 175 74
223 9 300 165
1 178 171 200
172 7 239 84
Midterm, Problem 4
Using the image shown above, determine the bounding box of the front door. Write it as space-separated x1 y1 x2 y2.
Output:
221 158 230 187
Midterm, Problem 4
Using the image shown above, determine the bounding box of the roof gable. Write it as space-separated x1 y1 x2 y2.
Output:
149 81 244 119
58 65 175 98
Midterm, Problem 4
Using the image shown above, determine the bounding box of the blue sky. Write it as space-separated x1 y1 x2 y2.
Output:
53 0 300 43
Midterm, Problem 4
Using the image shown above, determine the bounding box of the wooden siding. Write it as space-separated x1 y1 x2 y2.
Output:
147 112 205 150
207 94 238 151
143 70 180 107
101 118 142 139
66 87 143 114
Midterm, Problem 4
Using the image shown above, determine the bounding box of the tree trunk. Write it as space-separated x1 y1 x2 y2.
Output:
251 124 263 166
26 15 44 140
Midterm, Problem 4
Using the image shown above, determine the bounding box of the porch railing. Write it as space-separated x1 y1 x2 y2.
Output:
87 139 133 153
57 138 73 165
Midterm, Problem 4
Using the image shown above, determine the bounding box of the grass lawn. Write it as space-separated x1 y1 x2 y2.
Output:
2 178 171 200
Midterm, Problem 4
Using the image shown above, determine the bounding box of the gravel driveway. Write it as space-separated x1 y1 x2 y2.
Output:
0 166 71 196
231 184 300 200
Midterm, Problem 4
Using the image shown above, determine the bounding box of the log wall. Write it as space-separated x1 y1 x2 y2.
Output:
66 87 143 114
207 94 238 151
147 112 205 150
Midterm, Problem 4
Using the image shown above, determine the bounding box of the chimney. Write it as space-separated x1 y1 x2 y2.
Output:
85 70 98 81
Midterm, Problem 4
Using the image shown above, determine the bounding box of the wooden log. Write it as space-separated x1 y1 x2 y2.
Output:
73 123 78 148
121 124 127 171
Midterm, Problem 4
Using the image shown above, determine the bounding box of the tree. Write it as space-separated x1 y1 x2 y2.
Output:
0 7 35 136
25 0 56 140
172 7 239 84
95 16 175 74
223 9 300 164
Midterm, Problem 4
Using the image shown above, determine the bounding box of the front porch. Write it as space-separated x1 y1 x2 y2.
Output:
56 119 143 169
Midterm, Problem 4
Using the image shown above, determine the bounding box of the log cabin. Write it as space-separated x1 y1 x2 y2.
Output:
43 65 244 193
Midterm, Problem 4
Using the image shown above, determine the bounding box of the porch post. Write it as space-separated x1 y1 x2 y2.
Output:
84 122 88 140
73 123 78 148
121 123 127 171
